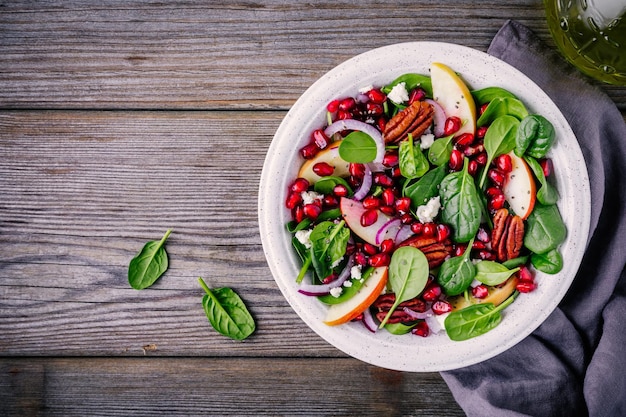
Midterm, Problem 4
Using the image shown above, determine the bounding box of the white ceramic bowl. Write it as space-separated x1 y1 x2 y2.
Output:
259 42 590 372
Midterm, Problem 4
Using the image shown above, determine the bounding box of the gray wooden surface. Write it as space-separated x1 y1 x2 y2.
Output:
1 1 624 416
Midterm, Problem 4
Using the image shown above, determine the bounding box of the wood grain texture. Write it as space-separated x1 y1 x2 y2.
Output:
1 0 624 110
0 357 465 416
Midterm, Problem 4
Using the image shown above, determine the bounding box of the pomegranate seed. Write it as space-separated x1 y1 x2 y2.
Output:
443 116 462 136
312 162 334 177
382 151 399 167
472 285 489 299
354 252 368 266
360 209 378 227
362 196 381 210
291 178 310 193
395 197 411 214
380 239 394 253
338 97 356 111
352 313 364 322
541 158 553 177
294 205 305 223
479 103 490 115
337 109 351 120
323 195 338 207
326 99 340 113
449 149 464 171
516 281 536 293
300 143 319 159
390 166 402 178
285 192 302 209
477 249 497 261
349 163 365 178
422 223 436 237
322 273 338 284
421 284 442 301
381 188 396 206
518 265 534 282
333 184 349 197
495 154 513 173
463 144 484 157
377 117 386 132
408 88 426 105
366 88 387 104
412 321 430 337
475 152 488 166
486 186 503 198
373 172 393 187
432 300 452 315
436 223 451 242
303 203 322 220
363 243 378 255
455 133 475 147
400 213 413 224
380 206 396 216
468 159 479 176
488 194 506 211
476 126 488 139
366 102 384 116
454 244 467 257
410 222 423 234
369 252 390 267
312 129 330 150
472 240 486 250
488 169 506 187
476 226 491 243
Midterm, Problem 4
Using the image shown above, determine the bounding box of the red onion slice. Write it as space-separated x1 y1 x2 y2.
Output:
324 119 385 164
352 163 372 201
297 256 355 296
394 224 414 245
402 307 431 320
425 313 445 334
375 218 402 245
425 99 447 138
361 307 378 333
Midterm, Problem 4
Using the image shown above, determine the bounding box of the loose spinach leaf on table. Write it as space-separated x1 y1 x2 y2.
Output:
379 246 429 328
198 277 255 341
439 160 482 242
128 229 172 290
444 292 517 341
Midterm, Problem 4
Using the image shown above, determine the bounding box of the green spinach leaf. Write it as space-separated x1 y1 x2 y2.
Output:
128 229 172 290
379 247 429 328
444 292 517 341
525 156 559 205
382 73 433 98
478 115 520 188
475 261 520 286
502 255 529 269
385 322 417 335
317 267 374 304
515 115 555 158
438 238 476 296
439 160 482 242
524 203 567 254
427 134 454 166
476 97 528 126
314 176 353 196
531 248 564 274
399 136 430 179
198 278 255 340
403 164 447 212
471 87 518 106
310 220 350 280
338 131 377 163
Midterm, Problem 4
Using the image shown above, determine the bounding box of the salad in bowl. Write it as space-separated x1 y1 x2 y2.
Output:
259 43 589 371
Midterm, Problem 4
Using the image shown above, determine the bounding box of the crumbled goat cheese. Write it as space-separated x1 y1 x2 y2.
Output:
387 82 409 104
415 196 441 223
350 264 362 281
295 229 312 249
343 280 353 288
301 191 323 205
330 287 343 298
330 256 343 269
420 133 435 150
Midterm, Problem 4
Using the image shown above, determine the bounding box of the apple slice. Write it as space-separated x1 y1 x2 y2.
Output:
447 276 519 311
430 62 476 137
502 151 537 220
339 197 395 246
297 140 350 183
324 266 388 325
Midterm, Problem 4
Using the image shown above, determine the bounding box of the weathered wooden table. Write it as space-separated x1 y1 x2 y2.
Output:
1 1 625 415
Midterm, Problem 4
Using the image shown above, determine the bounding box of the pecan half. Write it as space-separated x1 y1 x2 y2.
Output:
491 208 525 261
372 293 428 324
383 101 434 144
397 235 453 268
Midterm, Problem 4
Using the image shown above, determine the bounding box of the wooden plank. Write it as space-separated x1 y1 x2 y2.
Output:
4 0 622 110
0 357 465 416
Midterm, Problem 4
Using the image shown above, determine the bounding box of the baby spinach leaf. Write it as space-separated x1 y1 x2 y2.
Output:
427 134 454 166
525 156 559 205
524 203 567 255
475 261 520 286
476 97 529 126
444 292 517 341
314 176 353 196
198 278 255 341
531 248 564 274
338 131 377 163
439 160 482 242
379 247 429 328
382 73 433 98
502 255 529 269
385 322 417 335
515 115 555 159
438 238 476 296
403 164 447 212
399 136 429 179
471 87 518 106
128 229 172 290
310 220 350 280
478 115 520 188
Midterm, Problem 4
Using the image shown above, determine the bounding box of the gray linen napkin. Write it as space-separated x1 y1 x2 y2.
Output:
441 20 626 417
